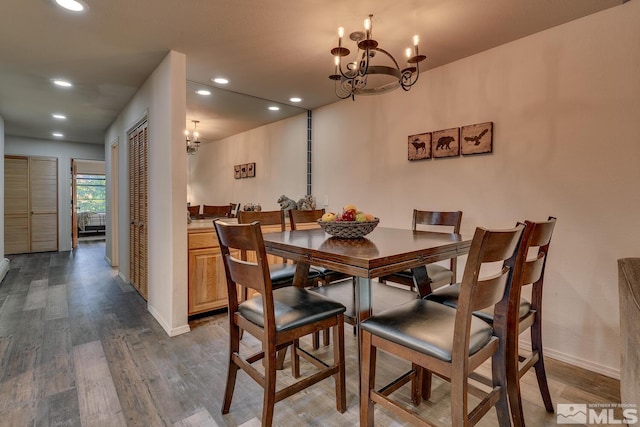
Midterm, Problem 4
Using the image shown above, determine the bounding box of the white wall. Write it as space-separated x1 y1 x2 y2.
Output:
312 3 640 377
104 50 188 337
4 136 104 251
188 113 308 210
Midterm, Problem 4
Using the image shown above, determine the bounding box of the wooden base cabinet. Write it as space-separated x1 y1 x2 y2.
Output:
187 228 240 316
188 246 228 315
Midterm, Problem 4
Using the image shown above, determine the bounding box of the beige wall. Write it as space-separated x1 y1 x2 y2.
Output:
190 2 639 376
104 50 188 337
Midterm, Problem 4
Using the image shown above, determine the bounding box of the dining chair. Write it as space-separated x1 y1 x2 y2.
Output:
289 208 355 348
288 209 351 286
214 220 347 427
202 204 232 218
187 205 201 218
427 217 556 426
237 210 320 291
360 224 524 427
379 210 463 295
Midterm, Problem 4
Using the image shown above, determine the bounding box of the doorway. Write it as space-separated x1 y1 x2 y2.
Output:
71 159 106 249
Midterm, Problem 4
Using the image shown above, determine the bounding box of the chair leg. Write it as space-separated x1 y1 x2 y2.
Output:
411 364 422 406
531 321 554 412
492 351 512 427
332 320 346 413
222 323 241 414
360 330 376 427
312 331 320 350
262 351 277 427
292 339 300 378
323 328 330 346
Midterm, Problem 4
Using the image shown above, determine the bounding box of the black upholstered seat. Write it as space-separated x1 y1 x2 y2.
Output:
269 263 320 288
361 299 493 361
382 264 454 289
427 283 532 323
239 286 346 332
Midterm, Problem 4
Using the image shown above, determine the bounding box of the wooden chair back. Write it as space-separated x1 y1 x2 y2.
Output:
238 210 286 231
202 204 231 217
214 220 276 329
412 209 463 278
228 203 241 218
454 225 524 357
187 205 200 217
288 209 325 230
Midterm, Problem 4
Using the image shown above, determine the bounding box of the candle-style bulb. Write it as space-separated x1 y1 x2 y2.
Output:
338 27 344 38
193 131 199 139
334 56 340 66
364 18 371 31
413 35 419 46
184 129 189 136
406 48 412 58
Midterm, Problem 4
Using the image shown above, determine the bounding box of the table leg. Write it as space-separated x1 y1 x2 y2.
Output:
354 276 373 372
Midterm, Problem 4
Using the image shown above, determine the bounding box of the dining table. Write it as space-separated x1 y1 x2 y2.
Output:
262 226 472 340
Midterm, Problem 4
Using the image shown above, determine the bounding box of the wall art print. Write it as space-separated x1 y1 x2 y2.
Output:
432 127 460 158
408 132 432 161
234 162 256 179
461 122 493 155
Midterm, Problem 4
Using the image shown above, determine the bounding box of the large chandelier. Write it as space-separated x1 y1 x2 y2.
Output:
185 120 200 155
329 14 426 100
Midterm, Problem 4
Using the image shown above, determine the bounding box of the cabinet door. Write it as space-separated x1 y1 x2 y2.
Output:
188 247 236 315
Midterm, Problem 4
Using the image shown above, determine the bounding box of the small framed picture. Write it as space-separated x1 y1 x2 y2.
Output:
408 132 431 161
247 162 255 177
461 122 493 155
240 164 248 178
234 165 241 179
432 127 460 158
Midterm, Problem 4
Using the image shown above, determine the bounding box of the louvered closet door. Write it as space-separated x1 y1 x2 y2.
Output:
29 158 58 252
129 121 148 299
4 156 30 254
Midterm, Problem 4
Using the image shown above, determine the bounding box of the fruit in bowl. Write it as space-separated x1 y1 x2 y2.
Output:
317 204 379 238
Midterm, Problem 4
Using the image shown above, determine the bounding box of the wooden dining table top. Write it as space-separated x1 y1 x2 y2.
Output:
262 226 471 280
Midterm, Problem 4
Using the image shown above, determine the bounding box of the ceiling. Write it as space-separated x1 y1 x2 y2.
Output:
0 0 625 145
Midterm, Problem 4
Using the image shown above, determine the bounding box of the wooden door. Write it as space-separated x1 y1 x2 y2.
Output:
29 158 58 252
128 121 148 299
4 156 30 254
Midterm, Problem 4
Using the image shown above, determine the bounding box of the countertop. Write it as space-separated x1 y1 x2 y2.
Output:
187 218 237 232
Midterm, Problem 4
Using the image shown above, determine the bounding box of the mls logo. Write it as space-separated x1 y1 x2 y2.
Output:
557 404 587 424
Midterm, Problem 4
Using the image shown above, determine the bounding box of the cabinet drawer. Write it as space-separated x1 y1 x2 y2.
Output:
188 232 218 249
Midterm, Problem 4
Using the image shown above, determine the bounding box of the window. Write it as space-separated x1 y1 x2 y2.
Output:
76 174 106 212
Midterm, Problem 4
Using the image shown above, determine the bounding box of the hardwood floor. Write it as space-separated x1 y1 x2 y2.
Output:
0 242 621 426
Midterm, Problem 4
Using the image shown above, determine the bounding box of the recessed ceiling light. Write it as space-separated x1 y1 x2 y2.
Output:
52 132 64 138
52 113 67 120
54 0 87 12
52 79 73 88
212 77 229 85
268 106 280 111
289 97 302 103
196 89 211 96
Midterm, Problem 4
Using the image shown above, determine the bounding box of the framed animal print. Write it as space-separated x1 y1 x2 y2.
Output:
234 165 241 179
432 127 460 158
247 162 255 177
240 164 248 178
408 132 431 161
461 122 493 155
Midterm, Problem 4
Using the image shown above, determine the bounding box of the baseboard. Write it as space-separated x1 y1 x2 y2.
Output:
118 271 127 282
0 258 10 284
147 304 191 337
520 338 620 380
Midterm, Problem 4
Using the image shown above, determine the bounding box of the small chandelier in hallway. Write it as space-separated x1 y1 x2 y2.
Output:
186 120 200 155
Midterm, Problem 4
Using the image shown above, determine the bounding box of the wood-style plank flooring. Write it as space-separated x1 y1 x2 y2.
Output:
0 242 621 426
